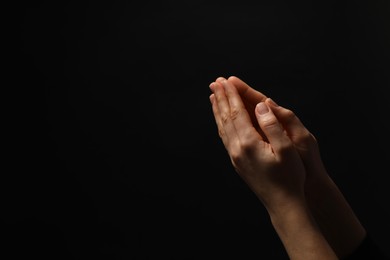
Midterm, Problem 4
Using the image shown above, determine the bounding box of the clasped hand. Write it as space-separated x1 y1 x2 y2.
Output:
209 77 308 212
208 76 366 260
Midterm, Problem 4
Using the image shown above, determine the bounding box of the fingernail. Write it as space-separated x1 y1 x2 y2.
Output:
209 82 215 90
268 98 278 107
256 102 269 115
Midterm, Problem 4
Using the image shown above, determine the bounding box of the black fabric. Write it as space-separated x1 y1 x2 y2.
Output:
11 1 390 259
344 234 390 260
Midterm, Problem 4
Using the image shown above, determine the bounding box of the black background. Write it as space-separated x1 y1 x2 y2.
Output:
11 0 390 259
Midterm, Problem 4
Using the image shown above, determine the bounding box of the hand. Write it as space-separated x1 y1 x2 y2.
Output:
223 75 366 259
209 79 306 212
209 78 338 260
220 76 326 184
218 76 268 139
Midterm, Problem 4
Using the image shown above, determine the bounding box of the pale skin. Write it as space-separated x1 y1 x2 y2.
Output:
209 76 366 259
224 76 367 258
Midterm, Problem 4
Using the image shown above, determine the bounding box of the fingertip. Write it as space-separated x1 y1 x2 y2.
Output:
213 81 223 88
209 93 215 103
266 98 279 107
227 75 238 81
256 102 269 115
216 76 226 82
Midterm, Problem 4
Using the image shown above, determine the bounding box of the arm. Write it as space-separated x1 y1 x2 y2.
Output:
209 79 338 260
266 98 366 259
269 198 338 260
225 75 366 259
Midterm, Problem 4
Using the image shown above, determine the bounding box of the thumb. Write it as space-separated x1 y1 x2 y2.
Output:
265 98 324 166
255 102 292 154
265 98 311 140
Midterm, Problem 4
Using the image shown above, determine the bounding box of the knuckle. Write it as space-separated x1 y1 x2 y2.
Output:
297 131 317 146
240 137 257 154
229 139 256 167
230 150 246 168
215 92 224 102
221 113 229 124
283 109 296 123
230 150 242 164
230 106 241 120
218 128 225 138
261 116 279 129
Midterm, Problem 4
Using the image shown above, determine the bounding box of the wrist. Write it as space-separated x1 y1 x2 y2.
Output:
256 189 307 218
304 168 367 258
268 198 338 260
266 195 309 223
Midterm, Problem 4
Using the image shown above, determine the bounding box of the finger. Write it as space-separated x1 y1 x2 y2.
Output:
210 93 226 145
211 81 238 149
265 98 320 165
255 102 293 155
226 76 267 134
228 76 268 104
220 79 260 141
265 98 313 143
215 76 227 83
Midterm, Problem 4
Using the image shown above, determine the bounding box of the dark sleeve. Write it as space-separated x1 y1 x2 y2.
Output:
343 234 389 260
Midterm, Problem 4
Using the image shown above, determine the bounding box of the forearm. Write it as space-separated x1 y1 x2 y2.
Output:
305 171 366 259
267 199 338 260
